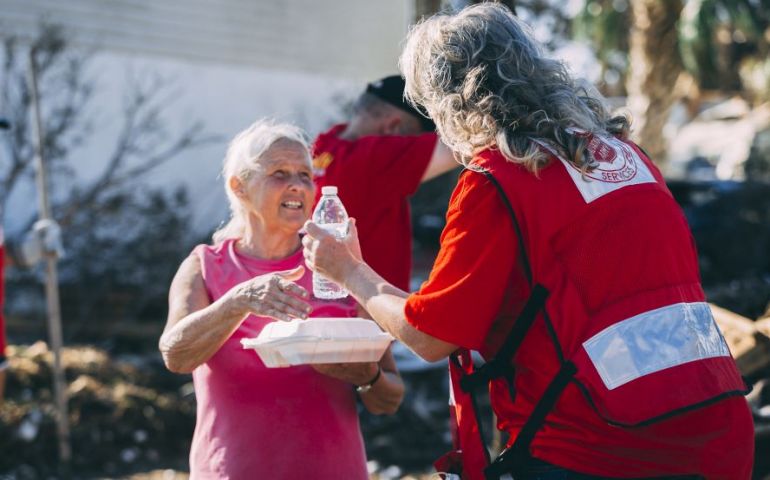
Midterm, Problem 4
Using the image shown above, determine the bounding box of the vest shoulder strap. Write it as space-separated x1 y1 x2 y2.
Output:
459 284 549 392
484 361 577 480
479 169 532 285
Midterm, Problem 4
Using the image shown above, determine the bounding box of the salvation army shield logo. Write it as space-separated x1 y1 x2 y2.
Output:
589 135 617 164
533 133 657 203
575 135 638 183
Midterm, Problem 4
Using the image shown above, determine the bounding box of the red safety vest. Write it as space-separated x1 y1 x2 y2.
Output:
438 134 748 480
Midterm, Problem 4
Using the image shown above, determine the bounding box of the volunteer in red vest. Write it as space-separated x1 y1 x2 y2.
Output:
312 75 457 291
303 4 754 480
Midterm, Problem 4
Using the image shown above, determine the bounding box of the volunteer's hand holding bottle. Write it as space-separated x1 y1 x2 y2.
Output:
302 187 395 403
308 185 361 298
303 217 363 292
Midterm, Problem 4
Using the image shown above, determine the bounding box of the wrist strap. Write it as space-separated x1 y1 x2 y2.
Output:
367 365 382 386
356 365 382 392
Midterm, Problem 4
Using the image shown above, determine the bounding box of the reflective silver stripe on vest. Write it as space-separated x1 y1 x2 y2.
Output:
583 302 730 390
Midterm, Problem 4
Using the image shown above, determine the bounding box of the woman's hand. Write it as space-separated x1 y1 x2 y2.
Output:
311 362 379 387
226 265 312 321
314 346 405 415
302 218 363 288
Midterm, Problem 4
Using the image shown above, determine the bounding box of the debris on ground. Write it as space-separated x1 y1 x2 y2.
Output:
0 342 193 478
2 332 769 479
711 303 770 376
0 342 450 479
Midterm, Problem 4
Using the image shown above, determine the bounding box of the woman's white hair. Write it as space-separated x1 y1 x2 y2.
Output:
399 3 630 172
212 119 310 244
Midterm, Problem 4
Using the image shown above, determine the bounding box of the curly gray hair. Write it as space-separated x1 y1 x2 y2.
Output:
399 3 629 172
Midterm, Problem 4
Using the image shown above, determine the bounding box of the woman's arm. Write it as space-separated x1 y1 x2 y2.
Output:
302 222 457 362
305 172 516 362
421 140 459 182
359 346 404 415
343 262 457 362
160 254 311 373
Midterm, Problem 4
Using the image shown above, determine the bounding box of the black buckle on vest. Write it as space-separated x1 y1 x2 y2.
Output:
460 361 515 392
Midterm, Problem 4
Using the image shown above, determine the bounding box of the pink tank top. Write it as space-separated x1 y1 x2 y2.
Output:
189 238 368 479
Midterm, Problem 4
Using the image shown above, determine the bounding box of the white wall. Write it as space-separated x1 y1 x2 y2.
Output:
0 0 410 81
3 49 363 236
0 0 413 236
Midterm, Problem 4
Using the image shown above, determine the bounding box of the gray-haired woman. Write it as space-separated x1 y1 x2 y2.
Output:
160 120 403 479
303 4 753 480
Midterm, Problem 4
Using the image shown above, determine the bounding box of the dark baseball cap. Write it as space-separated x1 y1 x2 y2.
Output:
366 75 435 132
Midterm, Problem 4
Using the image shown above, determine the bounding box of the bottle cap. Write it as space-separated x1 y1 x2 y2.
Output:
321 186 338 195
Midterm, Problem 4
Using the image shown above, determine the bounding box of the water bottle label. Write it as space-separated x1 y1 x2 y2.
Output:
318 222 347 239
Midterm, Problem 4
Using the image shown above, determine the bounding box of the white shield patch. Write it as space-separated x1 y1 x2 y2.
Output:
535 135 657 203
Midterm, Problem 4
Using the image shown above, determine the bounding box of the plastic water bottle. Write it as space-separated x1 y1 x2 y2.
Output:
312 186 349 299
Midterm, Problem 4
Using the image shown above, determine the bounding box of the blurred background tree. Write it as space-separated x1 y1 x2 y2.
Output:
625 0 684 163
1 25 216 348
417 0 770 166
574 0 770 164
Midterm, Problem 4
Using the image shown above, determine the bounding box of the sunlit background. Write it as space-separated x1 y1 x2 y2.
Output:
0 1 768 478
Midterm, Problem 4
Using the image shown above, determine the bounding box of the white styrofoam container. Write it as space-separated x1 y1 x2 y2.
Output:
240 318 394 368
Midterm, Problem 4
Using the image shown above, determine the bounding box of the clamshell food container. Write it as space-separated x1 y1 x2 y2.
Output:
240 318 394 368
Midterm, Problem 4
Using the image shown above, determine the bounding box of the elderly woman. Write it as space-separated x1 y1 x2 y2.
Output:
160 120 403 479
303 4 753 480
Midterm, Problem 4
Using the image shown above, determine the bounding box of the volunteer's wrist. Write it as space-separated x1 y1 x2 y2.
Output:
341 259 366 292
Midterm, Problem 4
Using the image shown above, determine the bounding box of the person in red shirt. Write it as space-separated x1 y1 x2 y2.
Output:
312 75 457 291
303 4 754 480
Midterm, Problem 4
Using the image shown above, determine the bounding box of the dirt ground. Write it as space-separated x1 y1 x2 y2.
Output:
1 342 769 479
0 342 194 478
0 342 451 479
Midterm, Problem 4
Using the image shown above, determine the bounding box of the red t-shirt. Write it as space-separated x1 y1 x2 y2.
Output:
312 125 437 291
405 169 754 479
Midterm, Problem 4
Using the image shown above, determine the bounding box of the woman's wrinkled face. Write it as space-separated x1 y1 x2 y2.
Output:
234 139 315 234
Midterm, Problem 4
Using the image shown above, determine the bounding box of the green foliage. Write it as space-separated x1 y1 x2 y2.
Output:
574 0 770 96
7 186 199 349
678 0 721 89
676 0 768 91
573 0 630 93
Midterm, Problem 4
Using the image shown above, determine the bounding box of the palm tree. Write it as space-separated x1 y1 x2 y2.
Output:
625 0 685 164
573 0 630 97
678 0 770 102
579 0 769 166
